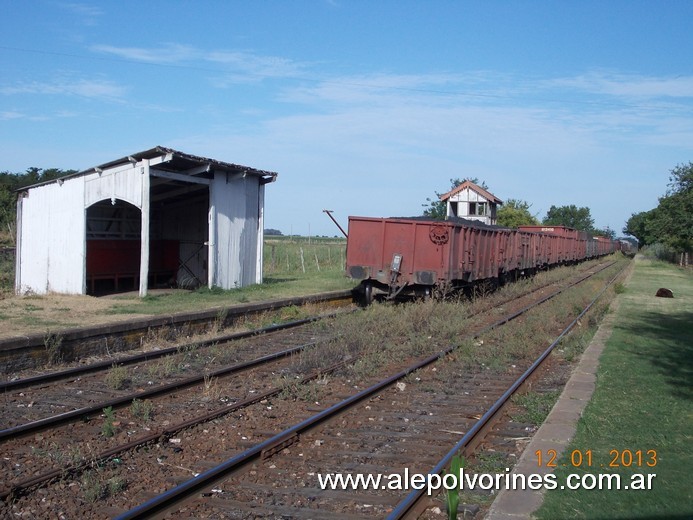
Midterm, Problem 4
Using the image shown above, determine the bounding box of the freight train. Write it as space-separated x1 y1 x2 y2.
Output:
345 216 621 304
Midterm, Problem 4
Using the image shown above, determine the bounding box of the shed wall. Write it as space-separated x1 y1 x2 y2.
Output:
16 180 86 294
210 174 262 289
84 165 144 209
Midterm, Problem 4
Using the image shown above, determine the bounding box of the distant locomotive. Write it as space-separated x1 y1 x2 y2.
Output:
345 216 621 304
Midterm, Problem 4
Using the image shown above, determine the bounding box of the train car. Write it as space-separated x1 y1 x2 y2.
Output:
517 225 582 264
346 217 504 303
347 216 619 304
347 216 535 303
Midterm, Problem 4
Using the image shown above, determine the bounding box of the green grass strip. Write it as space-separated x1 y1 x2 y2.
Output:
536 258 692 519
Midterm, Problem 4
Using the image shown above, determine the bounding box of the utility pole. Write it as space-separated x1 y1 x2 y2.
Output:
322 210 348 238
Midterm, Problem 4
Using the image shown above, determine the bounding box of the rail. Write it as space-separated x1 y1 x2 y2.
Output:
113 261 623 519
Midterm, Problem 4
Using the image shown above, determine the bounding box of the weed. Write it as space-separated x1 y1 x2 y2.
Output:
130 398 153 422
149 354 183 378
445 455 464 520
44 331 64 365
511 390 560 425
105 364 129 390
101 406 116 437
142 325 171 347
613 282 626 294
278 376 321 402
280 305 301 320
202 374 223 401
214 307 229 332
472 451 510 474
82 471 106 502
107 476 127 495
208 342 237 365
81 471 126 503
31 442 83 467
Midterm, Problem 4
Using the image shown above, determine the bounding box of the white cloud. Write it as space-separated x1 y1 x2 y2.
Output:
0 110 24 120
0 78 127 101
91 43 309 83
91 43 200 64
59 3 104 26
546 71 693 99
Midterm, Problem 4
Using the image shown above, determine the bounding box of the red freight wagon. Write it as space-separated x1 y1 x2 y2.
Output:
594 236 617 256
346 216 620 304
346 217 522 303
518 225 583 264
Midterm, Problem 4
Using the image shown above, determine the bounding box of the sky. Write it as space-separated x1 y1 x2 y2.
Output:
1 1 692 237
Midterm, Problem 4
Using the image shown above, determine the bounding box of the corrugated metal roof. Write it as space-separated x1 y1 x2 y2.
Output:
18 146 278 190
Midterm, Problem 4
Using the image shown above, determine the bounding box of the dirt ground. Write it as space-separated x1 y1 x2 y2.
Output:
0 290 182 340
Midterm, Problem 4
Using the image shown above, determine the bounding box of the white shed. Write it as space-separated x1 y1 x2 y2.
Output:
439 180 503 225
15 146 277 297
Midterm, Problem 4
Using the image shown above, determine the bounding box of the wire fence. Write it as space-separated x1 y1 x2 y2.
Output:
641 244 693 268
264 239 346 275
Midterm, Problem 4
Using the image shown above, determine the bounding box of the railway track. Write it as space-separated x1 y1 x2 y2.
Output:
115 262 625 519
0 290 355 374
0 259 628 518
0 320 351 493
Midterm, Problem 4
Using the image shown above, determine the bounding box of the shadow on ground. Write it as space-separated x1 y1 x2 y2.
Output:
618 309 693 400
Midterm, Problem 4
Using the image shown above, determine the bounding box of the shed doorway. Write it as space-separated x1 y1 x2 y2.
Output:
86 199 142 294
85 199 178 295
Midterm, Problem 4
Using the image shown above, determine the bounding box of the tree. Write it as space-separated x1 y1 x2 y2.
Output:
647 191 692 251
422 177 489 220
543 205 594 232
596 227 616 240
622 162 693 251
496 199 539 228
667 161 693 195
623 210 655 248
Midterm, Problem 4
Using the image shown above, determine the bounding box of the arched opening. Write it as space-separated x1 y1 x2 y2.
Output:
86 199 144 295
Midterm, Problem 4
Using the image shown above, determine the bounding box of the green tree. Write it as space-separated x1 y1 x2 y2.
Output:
496 199 539 228
623 162 693 251
666 161 693 195
623 210 655 248
543 205 594 232
647 192 692 251
422 177 489 220
595 227 616 240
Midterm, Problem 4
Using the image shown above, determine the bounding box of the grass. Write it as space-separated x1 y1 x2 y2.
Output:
103 270 352 316
535 257 692 519
511 390 561 425
129 398 153 422
81 470 127 503
105 364 129 390
100 238 350 315
44 331 64 365
0 237 353 338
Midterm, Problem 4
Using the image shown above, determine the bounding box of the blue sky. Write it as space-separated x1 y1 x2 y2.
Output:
2 1 692 237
